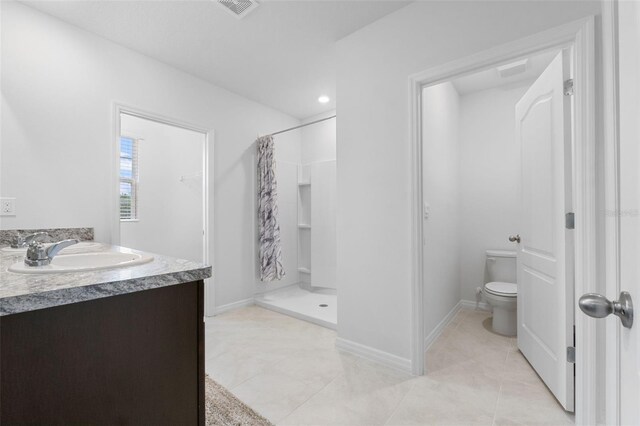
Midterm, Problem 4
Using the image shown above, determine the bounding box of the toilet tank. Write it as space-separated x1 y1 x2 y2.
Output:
486 250 517 283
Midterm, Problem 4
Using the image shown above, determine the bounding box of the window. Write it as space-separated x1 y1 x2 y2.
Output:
119 136 139 220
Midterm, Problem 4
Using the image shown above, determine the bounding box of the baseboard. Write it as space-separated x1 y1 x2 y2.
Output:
424 301 462 352
335 337 412 374
460 299 491 311
423 299 492 353
212 297 255 315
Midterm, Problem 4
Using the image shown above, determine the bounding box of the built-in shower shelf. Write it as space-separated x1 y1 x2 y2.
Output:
298 165 312 284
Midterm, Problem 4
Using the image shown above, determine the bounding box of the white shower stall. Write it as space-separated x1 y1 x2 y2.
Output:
255 113 337 329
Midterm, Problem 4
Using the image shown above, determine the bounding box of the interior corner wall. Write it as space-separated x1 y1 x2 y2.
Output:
336 0 601 362
0 1 301 310
458 85 529 302
422 82 461 338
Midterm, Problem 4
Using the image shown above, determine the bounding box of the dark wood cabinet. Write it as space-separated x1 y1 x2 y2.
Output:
0 280 205 425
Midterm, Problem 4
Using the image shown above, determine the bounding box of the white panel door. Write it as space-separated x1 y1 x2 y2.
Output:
310 161 337 289
618 2 640 423
516 51 574 411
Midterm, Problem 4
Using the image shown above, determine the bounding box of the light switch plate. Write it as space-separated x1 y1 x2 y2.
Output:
423 202 430 219
1 198 16 216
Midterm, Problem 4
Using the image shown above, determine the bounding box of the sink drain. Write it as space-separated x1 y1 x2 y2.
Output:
319 304 328 308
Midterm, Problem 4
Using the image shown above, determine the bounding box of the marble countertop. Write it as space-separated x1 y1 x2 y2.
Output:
0 244 212 316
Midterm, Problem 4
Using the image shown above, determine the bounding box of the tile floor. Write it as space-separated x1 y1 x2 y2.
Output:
205 306 574 425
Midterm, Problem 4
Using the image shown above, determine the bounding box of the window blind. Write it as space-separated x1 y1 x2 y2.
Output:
119 136 139 220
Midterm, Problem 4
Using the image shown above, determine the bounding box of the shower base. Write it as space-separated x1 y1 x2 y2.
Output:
255 284 337 330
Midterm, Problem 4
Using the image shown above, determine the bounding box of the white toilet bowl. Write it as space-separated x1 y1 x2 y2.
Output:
483 281 517 336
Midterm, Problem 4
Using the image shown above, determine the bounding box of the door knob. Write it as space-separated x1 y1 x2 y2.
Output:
579 291 633 329
508 234 521 243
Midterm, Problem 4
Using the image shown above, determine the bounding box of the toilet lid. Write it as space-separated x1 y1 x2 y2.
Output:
485 282 517 297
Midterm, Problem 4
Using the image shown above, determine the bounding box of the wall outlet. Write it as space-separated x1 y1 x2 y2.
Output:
0 198 16 216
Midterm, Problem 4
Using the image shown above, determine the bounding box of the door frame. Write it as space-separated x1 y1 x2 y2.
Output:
408 17 597 423
111 103 215 316
601 1 622 424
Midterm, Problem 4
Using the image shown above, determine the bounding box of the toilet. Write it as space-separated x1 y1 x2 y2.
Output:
482 250 517 336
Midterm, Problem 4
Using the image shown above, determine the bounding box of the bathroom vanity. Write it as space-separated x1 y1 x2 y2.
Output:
0 243 211 425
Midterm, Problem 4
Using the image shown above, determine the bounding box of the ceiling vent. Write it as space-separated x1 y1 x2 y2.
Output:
216 0 260 19
496 59 529 79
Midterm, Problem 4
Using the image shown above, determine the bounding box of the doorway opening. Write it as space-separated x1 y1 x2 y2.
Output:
409 17 597 424
112 106 213 314
421 46 573 422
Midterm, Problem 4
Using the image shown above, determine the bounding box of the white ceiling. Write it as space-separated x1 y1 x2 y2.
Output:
451 49 559 95
22 0 411 119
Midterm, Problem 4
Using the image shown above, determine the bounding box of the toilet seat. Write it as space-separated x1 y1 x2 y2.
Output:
484 282 517 297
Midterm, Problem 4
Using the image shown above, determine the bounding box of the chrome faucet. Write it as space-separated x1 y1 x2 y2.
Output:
25 239 78 267
11 231 49 249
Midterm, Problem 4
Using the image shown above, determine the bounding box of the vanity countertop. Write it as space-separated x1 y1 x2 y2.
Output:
0 244 212 316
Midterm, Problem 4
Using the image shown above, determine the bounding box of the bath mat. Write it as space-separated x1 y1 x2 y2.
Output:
205 375 273 426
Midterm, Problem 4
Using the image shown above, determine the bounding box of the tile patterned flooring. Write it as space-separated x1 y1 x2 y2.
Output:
205 306 574 425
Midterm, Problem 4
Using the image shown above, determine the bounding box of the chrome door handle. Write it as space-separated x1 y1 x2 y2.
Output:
508 234 521 243
579 291 633 329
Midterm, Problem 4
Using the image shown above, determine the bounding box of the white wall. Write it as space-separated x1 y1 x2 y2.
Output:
336 1 601 362
0 1 301 310
459 85 529 301
120 114 204 263
301 111 336 164
310 160 337 289
422 82 461 338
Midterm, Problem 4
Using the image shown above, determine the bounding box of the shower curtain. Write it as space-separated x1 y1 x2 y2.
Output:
257 135 285 281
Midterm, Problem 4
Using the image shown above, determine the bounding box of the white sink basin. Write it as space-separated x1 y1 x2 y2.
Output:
8 251 154 274
1 241 103 255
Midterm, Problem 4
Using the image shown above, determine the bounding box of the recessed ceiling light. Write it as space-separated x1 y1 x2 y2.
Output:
318 95 330 104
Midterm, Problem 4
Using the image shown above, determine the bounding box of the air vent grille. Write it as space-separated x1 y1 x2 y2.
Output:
496 59 529 79
217 0 259 19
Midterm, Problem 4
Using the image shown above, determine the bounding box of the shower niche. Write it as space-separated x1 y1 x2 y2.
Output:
297 166 312 281
297 162 336 290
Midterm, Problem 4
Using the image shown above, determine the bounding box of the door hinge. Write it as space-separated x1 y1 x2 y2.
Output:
567 346 576 363
565 212 575 229
564 79 574 96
